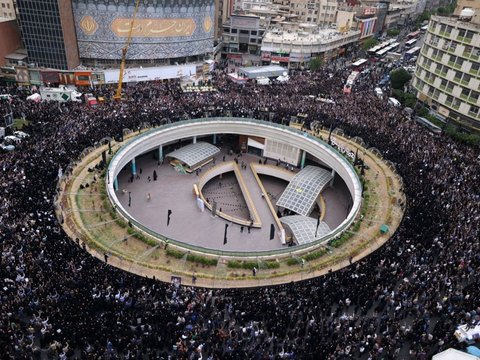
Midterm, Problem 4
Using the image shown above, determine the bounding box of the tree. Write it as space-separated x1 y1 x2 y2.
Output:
437 7 447 15
390 68 412 89
309 57 324 71
362 38 379 51
417 10 432 25
387 28 400 37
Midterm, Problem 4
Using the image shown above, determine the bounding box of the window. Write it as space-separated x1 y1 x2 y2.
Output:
471 63 479 73
465 31 474 41
458 29 466 38
463 74 471 84
462 88 470 97
447 82 454 92
470 91 479 102
470 106 479 116
464 45 472 56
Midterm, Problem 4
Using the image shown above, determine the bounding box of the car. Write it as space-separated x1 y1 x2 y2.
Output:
379 76 390 86
388 97 401 107
0 143 15 151
3 135 21 144
13 131 29 139
374 87 384 98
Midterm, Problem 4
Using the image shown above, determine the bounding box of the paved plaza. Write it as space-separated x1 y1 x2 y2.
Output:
116 147 350 252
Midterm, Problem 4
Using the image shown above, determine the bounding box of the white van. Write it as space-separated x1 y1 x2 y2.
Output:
388 97 401 107
374 87 383 98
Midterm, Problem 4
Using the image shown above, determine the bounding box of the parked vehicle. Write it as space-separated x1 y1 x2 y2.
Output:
415 116 442 135
388 97 401 107
40 85 82 102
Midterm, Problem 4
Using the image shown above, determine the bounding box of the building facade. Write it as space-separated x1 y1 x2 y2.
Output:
260 24 360 68
222 14 268 65
0 17 21 67
0 0 15 20
72 0 215 68
288 0 338 25
412 13 480 130
215 0 234 41
16 0 80 70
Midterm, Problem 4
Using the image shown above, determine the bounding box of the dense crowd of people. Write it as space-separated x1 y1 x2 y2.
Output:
0 64 479 359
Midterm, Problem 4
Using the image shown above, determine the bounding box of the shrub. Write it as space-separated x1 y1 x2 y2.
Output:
227 260 279 269
286 258 298 266
166 248 217 266
304 248 328 261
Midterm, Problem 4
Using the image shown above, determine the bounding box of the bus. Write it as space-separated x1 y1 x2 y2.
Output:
407 30 421 39
405 39 417 49
404 46 421 61
375 47 390 58
368 39 396 56
343 71 360 94
389 42 400 52
351 58 368 71
414 116 442 135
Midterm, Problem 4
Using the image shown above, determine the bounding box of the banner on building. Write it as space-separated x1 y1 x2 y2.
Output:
103 64 198 84
261 52 271 61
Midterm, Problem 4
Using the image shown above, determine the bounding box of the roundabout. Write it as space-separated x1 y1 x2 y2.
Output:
58 118 405 288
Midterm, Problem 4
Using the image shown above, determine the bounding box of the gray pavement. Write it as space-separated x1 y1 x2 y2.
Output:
116 148 350 252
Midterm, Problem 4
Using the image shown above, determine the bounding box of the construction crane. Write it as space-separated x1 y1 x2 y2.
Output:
114 0 141 101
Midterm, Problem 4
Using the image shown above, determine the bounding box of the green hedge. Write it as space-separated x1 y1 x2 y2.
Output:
286 258 298 266
166 248 218 266
286 248 328 266
227 260 279 269
304 248 328 261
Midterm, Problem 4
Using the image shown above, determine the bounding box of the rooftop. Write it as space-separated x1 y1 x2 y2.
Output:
280 215 331 245
276 166 333 217
166 142 220 168
263 27 360 44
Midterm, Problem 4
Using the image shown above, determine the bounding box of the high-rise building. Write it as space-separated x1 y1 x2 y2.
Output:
16 0 79 70
412 3 480 130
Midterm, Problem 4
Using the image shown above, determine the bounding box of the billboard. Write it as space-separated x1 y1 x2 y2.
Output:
72 0 214 60
102 64 198 83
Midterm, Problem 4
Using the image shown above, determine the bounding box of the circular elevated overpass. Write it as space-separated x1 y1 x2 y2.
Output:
61 117 405 286
107 118 363 257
